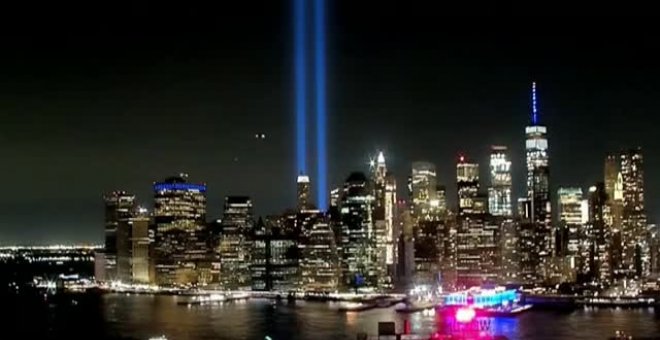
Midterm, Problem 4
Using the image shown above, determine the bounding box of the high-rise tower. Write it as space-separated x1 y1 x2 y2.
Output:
525 82 552 279
153 174 207 285
370 152 396 288
411 161 438 221
297 174 311 211
339 172 378 290
488 146 512 216
219 196 254 290
103 191 136 281
456 156 479 215
620 148 648 277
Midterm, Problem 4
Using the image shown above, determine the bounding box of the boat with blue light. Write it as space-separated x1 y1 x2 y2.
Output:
439 286 532 317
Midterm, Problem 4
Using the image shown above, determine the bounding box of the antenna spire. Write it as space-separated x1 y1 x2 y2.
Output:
531 81 538 125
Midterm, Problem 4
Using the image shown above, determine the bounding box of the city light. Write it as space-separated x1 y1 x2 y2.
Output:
455 307 476 323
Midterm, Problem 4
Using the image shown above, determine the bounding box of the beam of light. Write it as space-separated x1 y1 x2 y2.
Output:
531 81 538 125
314 0 327 209
294 0 307 175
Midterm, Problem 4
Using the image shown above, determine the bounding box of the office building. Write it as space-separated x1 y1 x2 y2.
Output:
251 216 300 291
127 212 153 284
297 174 311 211
219 196 253 290
153 175 207 285
339 172 379 290
371 152 395 289
413 220 442 288
457 156 479 216
411 162 438 221
603 155 624 275
620 148 648 277
488 146 512 216
435 185 447 216
525 82 552 281
300 218 339 292
500 218 518 283
456 213 500 288
557 187 583 260
585 183 612 282
103 191 136 281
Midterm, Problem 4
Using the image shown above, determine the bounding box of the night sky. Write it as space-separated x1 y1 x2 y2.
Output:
0 2 658 244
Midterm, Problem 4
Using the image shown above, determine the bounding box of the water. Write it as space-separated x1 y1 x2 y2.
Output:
8 293 660 339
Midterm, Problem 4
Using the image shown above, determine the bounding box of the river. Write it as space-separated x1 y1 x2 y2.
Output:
7 293 660 339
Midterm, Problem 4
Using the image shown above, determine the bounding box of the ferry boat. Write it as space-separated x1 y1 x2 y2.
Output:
439 286 532 318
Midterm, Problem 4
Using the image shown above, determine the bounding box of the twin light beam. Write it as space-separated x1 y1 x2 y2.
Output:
295 0 327 209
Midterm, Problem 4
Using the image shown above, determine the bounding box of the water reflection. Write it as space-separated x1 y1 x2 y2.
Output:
93 294 659 339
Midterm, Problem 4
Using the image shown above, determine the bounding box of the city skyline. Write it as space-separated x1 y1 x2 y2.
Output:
1 6 660 243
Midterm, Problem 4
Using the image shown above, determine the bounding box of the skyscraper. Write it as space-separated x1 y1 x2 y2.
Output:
525 82 552 280
604 154 624 275
585 183 612 282
413 219 442 288
557 187 583 261
488 146 512 216
297 174 311 211
604 154 619 200
435 185 447 216
219 196 253 290
339 172 378 290
103 191 136 282
457 156 479 216
384 174 397 269
153 175 207 285
620 148 648 277
300 217 338 292
456 214 500 287
411 162 438 221
128 211 153 284
370 152 395 289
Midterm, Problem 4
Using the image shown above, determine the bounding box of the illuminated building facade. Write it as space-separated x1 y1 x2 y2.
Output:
153 175 207 285
385 174 397 268
524 82 552 281
103 191 136 281
128 214 153 284
370 152 395 289
585 183 612 282
411 161 438 221
500 218 518 283
488 146 512 217
339 172 379 290
620 148 649 277
413 220 442 287
300 218 338 292
457 156 479 216
396 203 416 289
251 216 300 291
605 154 619 200
436 185 447 216
456 214 500 288
557 187 583 260
297 174 311 211
219 196 253 290
604 155 624 274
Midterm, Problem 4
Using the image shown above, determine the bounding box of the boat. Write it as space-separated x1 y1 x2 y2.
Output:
337 302 376 312
438 286 531 317
395 301 437 313
482 304 533 317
